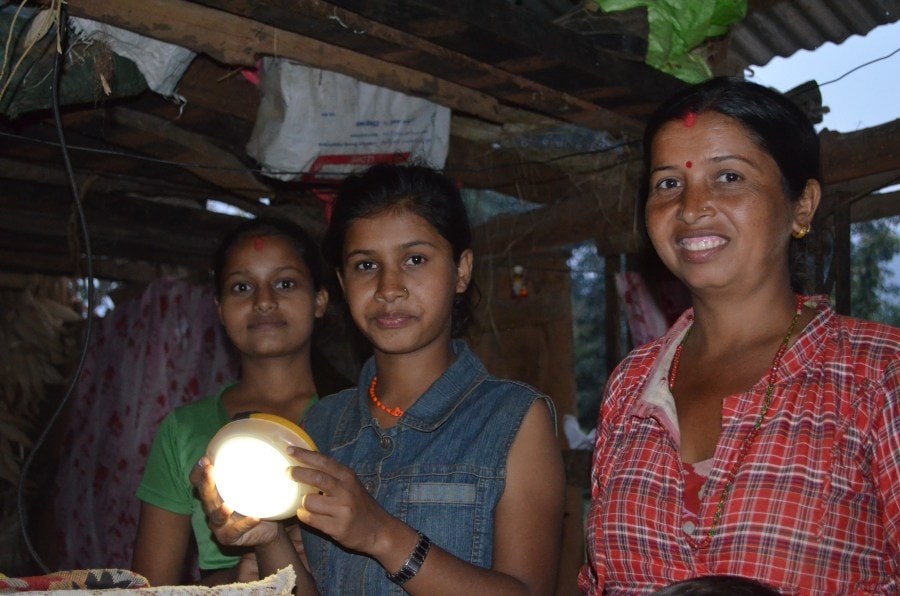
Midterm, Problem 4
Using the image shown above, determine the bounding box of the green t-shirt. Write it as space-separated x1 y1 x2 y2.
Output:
137 384 243 571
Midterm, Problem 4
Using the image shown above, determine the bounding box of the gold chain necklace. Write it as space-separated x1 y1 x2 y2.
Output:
670 294 805 549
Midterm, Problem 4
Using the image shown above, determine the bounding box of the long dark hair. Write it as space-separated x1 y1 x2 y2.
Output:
651 575 781 595
323 164 475 336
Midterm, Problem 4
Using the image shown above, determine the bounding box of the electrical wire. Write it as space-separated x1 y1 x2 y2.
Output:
818 46 900 88
16 4 95 574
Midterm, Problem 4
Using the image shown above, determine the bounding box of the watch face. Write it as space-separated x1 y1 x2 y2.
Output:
207 414 318 520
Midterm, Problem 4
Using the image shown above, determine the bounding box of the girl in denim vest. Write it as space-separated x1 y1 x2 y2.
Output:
194 164 565 595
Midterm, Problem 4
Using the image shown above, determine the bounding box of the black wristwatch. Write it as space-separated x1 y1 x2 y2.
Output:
386 531 432 586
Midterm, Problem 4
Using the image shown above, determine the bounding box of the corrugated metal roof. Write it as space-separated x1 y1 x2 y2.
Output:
729 0 900 67
526 0 899 69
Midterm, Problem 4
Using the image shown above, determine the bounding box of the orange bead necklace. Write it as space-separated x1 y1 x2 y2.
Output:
369 376 404 417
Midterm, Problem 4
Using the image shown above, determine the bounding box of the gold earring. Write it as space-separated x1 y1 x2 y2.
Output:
792 224 810 239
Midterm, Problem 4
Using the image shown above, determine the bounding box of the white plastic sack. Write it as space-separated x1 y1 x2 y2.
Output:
69 17 195 97
246 57 451 182
563 414 595 450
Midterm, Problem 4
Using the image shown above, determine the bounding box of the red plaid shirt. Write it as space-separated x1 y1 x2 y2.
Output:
578 296 900 594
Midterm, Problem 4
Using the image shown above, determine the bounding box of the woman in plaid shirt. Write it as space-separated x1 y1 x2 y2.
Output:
579 77 900 594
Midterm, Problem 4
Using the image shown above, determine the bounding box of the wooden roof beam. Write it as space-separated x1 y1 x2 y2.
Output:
0 179 243 274
820 118 900 186
188 0 653 135
66 0 651 136
315 0 681 103
67 0 505 125
108 107 272 203
472 160 644 257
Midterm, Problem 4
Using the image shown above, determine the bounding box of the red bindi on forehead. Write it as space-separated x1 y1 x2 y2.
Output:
253 237 265 251
682 112 697 127
685 161 693 168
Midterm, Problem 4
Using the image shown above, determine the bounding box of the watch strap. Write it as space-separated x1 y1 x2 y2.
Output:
386 531 431 586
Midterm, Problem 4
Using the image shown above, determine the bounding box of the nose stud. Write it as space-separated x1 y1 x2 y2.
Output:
375 286 409 302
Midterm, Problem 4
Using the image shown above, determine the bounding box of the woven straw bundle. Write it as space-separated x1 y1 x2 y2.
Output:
0 274 83 485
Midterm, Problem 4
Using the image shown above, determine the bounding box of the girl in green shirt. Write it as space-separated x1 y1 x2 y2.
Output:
132 217 329 587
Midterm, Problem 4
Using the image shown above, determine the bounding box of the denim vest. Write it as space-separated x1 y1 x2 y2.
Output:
302 340 553 595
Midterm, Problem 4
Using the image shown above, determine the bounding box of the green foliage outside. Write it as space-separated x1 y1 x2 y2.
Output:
849 217 900 326
569 244 608 430
593 0 747 83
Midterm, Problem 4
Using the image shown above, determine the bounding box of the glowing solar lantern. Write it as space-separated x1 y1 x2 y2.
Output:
206 413 319 520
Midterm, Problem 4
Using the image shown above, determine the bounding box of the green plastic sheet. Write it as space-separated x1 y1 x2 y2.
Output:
595 0 747 83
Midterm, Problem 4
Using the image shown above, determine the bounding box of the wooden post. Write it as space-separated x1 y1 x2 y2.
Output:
604 254 622 371
833 198 852 315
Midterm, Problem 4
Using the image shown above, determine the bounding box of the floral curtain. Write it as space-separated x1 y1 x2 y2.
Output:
53 277 239 570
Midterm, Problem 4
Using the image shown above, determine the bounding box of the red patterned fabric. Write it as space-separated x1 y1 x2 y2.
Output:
53 278 239 571
0 569 148 591
614 271 668 347
615 271 691 348
578 295 900 594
